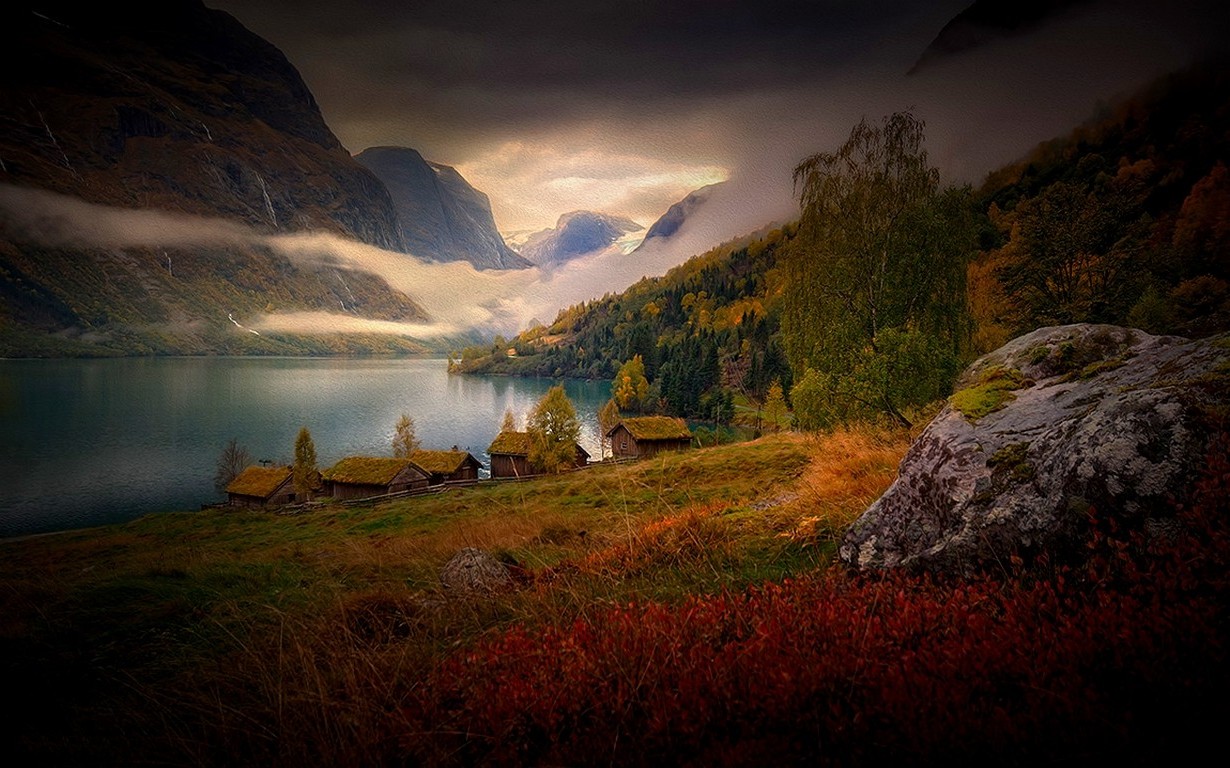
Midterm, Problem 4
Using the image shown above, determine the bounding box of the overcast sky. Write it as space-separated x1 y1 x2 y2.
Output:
208 0 1227 234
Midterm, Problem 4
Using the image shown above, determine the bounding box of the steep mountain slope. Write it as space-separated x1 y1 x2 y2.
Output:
519 211 644 266
971 58 1230 346
354 146 531 270
909 0 1091 74
633 183 723 252
0 1 432 355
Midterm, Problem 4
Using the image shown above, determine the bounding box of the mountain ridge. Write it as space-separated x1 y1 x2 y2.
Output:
519 210 644 266
354 146 531 270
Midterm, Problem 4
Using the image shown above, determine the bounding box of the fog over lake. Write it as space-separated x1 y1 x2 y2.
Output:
0 358 609 537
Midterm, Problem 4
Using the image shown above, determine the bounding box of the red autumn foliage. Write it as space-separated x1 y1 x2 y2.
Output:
402 439 1230 766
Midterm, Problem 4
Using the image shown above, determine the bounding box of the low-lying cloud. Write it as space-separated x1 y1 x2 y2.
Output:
0 180 783 341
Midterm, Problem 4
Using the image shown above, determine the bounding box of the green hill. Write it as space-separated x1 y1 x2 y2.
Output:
452 227 796 419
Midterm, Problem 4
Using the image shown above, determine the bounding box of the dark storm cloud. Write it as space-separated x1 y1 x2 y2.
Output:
207 0 1228 235
209 0 959 150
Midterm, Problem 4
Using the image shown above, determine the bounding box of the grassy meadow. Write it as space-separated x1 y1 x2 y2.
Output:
0 429 909 765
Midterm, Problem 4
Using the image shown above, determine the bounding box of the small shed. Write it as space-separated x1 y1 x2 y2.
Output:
607 416 693 459
487 430 589 478
321 457 431 500
408 449 483 485
226 465 295 508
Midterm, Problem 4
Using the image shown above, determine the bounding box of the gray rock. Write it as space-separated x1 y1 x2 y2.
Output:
439 547 514 594
839 324 1230 573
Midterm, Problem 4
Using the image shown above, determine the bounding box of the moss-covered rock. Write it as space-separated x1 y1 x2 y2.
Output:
841 324 1230 574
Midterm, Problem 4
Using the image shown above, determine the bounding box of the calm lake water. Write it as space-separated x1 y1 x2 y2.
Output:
0 357 611 538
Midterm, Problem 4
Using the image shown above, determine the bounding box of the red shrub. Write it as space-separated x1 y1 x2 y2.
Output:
401 440 1230 766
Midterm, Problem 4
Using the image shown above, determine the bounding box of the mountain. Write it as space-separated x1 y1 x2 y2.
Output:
634 183 723 251
0 1 436 356
518 211 644 266
354 146 531 270
909 0 1091 74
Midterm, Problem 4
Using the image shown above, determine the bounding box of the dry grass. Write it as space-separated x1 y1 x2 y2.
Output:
779 424 913 542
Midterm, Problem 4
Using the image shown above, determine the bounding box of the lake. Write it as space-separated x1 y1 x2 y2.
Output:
0 357 611 537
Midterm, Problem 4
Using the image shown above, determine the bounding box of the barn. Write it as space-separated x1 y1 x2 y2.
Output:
321 457 431 500
606 416 693 459
225 465 296 508
487 430 589 478
408 449 483 485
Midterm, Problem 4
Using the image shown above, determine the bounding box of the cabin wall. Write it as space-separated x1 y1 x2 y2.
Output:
610 428 691 459
491 454 531 478
327 482 387 500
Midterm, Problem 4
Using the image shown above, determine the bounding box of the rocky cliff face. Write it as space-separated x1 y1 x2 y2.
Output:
354 147 530 270
0 1 431 355
519 211 643 266
840 324 1230 573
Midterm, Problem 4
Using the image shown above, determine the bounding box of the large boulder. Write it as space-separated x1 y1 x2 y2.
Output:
839 324 1230 573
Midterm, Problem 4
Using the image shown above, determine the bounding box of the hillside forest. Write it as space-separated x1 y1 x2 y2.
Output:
452 61 1230 429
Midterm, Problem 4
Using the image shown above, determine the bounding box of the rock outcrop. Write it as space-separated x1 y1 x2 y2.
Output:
439 548 515 594
839 324 1230 573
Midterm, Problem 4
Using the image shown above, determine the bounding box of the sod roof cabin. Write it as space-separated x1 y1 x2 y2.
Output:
606 416 693 459
487 430 589 478
226 465 295 508
321 457 431 500
408 449 483 485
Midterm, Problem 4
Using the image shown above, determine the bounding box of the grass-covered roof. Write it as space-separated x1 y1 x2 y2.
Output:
322 457 425 486
409 450 482 474
611 416 692 441
226 465 292 498
488 431 532 456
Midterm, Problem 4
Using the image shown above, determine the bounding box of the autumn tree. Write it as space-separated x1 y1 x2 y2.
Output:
613 355 650 412
761 379 788 433
213 437 253 493
293 426 318 500
996 179 1147 329
392 413 420 457
526 385 582 474
783 110 974 427
500 409 519 433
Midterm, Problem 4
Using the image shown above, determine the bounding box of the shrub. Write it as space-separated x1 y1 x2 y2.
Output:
402 438 1230 766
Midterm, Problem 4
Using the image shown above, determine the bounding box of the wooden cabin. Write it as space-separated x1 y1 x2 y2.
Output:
487 430 589 478
226 465 296 508
606 416 693 459
321 457 431 500
408 449 483 485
